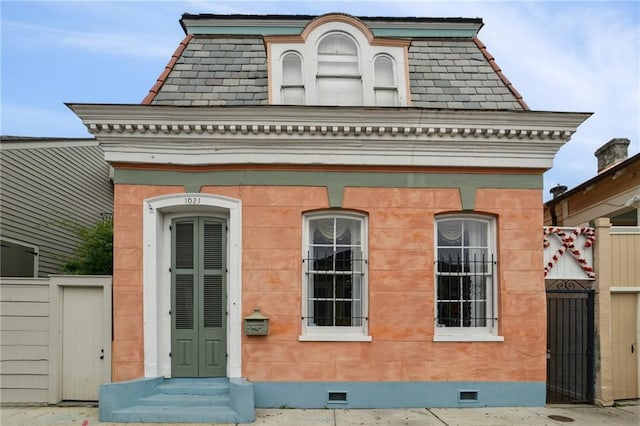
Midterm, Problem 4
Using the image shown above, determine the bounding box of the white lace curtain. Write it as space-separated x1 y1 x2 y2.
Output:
438 219 487 248
438 220 463 245
311 218 360 245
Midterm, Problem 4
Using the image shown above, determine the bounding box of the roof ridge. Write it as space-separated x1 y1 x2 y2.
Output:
142 34 193 105
181 13 483 24
473 37 529 110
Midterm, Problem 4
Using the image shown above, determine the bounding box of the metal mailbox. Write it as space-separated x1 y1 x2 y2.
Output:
244 308 269 336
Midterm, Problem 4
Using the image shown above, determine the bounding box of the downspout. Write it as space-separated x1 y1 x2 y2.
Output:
548 199 558 226
548 184 568 226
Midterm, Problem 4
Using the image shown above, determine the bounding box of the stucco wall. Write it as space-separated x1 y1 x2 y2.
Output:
111 183 545 384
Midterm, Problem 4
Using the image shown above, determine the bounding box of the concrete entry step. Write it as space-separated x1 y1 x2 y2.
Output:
156 377 231 395
111 404 238 423
99 377 255 423
138 392 231 407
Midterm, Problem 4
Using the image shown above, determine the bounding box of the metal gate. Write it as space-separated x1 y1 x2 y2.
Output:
546 279 594 403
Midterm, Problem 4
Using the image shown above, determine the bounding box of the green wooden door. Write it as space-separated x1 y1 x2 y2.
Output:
171 217 227 377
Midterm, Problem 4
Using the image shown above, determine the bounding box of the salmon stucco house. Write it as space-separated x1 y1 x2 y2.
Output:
69 13 591 423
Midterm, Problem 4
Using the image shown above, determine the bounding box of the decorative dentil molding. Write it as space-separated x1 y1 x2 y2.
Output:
86 121 573 140
67 104 591 168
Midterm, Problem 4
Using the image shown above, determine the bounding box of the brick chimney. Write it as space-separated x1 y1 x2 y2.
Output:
594 138 630 173
550 184 568 199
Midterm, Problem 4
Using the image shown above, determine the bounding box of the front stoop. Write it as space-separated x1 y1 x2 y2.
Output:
99 377 255 423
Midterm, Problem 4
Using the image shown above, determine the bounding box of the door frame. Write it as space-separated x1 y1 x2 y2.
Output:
48 275 112 403
143 193 242 379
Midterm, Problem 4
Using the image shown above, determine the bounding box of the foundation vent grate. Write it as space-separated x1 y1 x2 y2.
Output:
459 390 479 402
327 391 348 403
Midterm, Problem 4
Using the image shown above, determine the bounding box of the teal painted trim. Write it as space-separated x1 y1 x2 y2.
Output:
185 182 201 193
327 184 343 208
460 187 476 211
188 26 304 36
113 169 541 210
371 28 477 38
186 26 476 38
253 381 546 409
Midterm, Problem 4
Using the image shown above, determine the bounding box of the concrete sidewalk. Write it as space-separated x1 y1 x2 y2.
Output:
1 402 639 425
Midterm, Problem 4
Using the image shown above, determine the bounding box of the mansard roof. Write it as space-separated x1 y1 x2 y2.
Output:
143 13 526 110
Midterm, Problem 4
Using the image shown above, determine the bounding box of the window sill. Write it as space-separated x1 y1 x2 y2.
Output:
299 334 372 342
433 334 504 342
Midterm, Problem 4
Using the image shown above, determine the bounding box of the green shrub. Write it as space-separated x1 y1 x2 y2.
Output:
61 218 113 275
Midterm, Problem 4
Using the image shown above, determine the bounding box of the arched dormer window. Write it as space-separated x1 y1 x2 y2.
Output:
374 55 398 106
281 51 305 104
316 33 363 105
267 15 409 106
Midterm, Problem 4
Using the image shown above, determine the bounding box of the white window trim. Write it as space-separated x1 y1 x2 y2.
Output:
433 214 503 342
299 333 372 342
142 193 243 378
269 20 408 106
373 54 399 106
300 212 371 342
434 333 504 342
281 50 305 104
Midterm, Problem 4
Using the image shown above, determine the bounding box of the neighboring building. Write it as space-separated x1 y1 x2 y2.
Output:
544 138 640 227
543 138 639 405
1 137 114 405
0 137 113 277
69 13 591 422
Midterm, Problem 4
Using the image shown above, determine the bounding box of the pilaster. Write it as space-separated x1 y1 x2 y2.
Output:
593 217 613 406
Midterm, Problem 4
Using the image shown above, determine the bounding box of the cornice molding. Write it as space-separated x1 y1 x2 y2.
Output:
86 122 573 141
181 14 482 37
68 104 590 132
67 104 591 169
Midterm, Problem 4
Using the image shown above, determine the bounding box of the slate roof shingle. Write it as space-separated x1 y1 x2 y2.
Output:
147 37 268 106
408 39 524 109
145 31 526 110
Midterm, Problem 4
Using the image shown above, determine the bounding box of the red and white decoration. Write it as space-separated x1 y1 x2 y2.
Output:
543 227 596 279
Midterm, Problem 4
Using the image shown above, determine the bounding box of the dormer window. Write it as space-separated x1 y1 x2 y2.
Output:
267 15 409 106
374 55 398 106
282 52 305 104
317 33 363 105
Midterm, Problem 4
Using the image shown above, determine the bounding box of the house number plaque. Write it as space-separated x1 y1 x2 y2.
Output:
184 197 201 205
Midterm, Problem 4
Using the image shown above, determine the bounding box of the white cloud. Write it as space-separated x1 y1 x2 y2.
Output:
1 103 90 138
2 0 638 198
400 1 640 198
3 20 175 59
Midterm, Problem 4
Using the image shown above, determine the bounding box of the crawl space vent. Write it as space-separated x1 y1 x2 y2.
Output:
327 391 348 403
459 390 479 402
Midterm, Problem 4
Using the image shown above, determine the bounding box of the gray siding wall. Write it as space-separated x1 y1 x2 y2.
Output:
0 279 50 403
0 141 113 277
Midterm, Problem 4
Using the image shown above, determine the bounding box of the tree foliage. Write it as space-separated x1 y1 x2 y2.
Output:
61 218 113 275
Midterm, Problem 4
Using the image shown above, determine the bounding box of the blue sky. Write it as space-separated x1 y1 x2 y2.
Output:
2 0 639 199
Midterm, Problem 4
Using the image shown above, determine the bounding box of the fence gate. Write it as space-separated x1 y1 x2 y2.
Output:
546 279 594 403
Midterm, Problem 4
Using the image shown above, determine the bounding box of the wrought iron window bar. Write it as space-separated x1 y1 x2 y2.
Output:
303 252 367 327
435 254 497 328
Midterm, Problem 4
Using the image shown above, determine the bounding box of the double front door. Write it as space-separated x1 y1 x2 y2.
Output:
172 217 227 377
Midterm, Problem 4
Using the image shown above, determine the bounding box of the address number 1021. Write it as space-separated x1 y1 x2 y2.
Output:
184 197 201 205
